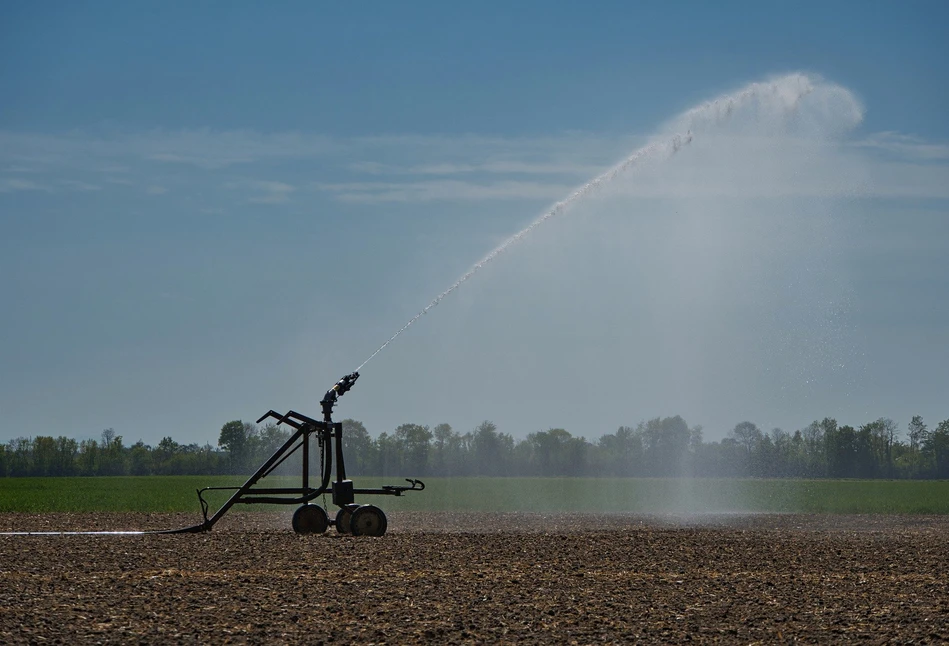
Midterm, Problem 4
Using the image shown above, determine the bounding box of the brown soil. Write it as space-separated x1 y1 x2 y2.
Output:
1 512 947 644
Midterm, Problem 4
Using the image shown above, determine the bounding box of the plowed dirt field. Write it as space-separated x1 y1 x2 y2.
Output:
2 512 947 644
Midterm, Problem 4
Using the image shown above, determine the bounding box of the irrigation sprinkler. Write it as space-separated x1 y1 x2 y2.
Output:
166 372 424 536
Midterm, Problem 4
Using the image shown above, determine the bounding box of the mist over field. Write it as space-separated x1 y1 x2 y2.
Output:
353 75 884 440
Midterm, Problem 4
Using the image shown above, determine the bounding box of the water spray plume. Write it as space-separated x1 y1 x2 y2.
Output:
354 73 826 373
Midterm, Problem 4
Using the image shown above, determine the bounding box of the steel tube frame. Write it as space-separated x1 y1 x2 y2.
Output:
164 408 422 534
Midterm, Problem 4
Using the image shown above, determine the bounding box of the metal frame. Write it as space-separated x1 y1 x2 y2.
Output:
165 373 423 534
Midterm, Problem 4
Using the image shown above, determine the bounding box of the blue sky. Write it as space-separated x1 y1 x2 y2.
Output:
1 1 947 447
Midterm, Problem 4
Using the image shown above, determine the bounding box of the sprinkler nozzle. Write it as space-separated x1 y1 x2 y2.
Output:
334 371 360 395
320 372 360 421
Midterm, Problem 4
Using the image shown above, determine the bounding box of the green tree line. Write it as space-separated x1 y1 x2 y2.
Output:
2 414 948 479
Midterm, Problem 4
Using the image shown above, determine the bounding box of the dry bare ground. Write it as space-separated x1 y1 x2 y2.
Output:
1 512 947 644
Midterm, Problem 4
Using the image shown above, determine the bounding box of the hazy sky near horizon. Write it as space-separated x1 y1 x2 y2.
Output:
1 1 947 447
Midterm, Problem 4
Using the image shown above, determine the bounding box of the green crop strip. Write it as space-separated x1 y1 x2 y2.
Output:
1 477 948 515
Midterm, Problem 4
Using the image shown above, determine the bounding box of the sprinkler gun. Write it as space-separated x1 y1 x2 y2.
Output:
320 371 360 422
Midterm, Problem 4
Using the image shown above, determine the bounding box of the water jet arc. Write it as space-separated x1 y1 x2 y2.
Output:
354 74 820 372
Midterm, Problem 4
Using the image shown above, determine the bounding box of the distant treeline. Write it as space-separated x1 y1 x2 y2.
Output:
2 415 948 480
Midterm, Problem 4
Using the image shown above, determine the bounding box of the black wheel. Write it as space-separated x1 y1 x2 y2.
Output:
292 504 329 534
335 504 359 534
350 505 387 537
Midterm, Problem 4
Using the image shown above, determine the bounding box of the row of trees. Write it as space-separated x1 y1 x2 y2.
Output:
2 414 948 479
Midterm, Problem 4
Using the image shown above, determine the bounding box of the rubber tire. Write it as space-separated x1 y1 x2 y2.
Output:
292 504 329 534
335 504 359 534
350 505 388 537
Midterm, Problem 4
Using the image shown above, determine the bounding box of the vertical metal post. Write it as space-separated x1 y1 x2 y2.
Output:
302 428 309 491
335 422 347 482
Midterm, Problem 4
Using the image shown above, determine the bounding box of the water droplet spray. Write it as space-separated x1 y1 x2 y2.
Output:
354 74 820 373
